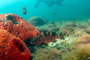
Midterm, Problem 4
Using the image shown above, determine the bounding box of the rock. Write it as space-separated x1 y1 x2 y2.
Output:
0 13 41 60
0 29 31 60
84 28 90 34
0 14 41 41
60 27 75 36
65 22 76 27
28 16 47 26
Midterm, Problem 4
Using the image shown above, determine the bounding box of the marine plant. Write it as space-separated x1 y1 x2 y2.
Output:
60 27 75 36
61 35 90 60
33 48 62 60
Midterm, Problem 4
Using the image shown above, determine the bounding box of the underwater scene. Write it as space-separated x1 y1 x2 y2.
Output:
0 0 90 60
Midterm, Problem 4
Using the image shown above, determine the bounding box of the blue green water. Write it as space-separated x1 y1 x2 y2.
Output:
0 0 90 21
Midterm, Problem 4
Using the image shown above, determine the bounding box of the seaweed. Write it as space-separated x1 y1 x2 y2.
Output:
33 48 62 60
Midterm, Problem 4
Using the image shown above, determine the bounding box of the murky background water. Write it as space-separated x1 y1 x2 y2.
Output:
0 0 90 21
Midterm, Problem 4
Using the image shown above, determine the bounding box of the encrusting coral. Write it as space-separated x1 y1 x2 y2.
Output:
0 13 41 60
0 29 31 60
0 14 40 41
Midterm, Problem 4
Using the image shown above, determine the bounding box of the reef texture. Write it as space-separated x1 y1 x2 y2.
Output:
0 14 41 60
28 16 47 26
0 29 31 60
0 14 40 41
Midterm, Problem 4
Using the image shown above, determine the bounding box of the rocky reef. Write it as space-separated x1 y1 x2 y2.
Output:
28 16 47 26
29 19 90 60
0 29 30 60
1 13 90 60
61 35 90 60
0 14 40 60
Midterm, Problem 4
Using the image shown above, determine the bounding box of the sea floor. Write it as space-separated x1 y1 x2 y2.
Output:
28 19 90 60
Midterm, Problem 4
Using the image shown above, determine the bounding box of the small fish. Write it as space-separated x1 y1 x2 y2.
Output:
23 6 26 10
31 31 61 45
22 6 27 15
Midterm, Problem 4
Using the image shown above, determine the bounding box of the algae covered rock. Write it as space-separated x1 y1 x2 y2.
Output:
60 27 75 36
65 22 76 27
61 35 90 60
0 14 40 41
0 13 41 60
33 48 62 60
84 28 90 34
28 16 48 26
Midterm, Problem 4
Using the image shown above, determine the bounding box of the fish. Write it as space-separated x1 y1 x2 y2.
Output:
30 31 61 45
22 6 27 14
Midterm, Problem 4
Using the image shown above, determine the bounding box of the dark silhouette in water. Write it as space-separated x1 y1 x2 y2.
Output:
35 0 74 15
35 0 64 8
22 6 27 14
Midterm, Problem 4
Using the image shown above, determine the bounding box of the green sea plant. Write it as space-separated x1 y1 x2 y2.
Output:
33 48 62 60
65 22 76 27
61 44 90 60
61 35 90 60
60 27 75 36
